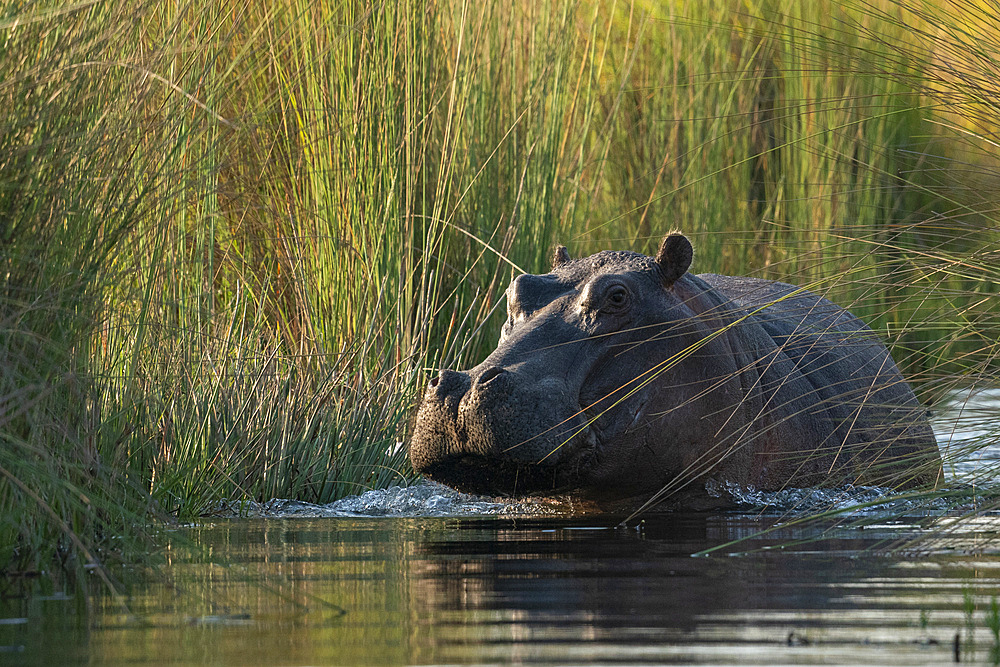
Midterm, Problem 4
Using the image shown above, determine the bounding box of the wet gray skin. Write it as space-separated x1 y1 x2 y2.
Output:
409 233 942 507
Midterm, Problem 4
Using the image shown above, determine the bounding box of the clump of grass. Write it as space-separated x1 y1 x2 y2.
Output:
987 596 1000 654
4 0 1000 589
0 2 162 591
91 0 602 514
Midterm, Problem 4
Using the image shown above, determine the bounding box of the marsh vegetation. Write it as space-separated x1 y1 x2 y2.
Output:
1 0 999 590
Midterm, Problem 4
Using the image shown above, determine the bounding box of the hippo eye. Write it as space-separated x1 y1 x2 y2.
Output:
602 285 631 313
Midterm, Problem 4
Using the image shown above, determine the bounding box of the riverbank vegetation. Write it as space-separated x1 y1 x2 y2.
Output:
2 0 998 590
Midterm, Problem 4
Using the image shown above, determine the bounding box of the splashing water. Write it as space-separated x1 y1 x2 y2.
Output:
209 480 960 519
707 479 961 515
209 482 569 518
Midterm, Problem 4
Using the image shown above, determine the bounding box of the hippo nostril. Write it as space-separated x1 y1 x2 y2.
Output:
427 369 471 401
478 366 505 385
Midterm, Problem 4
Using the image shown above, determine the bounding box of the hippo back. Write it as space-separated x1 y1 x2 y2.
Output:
697 273 939 489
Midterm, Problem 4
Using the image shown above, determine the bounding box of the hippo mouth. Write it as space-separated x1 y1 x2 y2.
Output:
422 415 600 497
419 453 565 496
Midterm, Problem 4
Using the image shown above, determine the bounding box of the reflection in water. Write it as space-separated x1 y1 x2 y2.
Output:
4 513 1000 665
3 392 999 665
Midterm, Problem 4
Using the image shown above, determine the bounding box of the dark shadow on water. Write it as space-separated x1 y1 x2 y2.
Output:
4 510 1000 665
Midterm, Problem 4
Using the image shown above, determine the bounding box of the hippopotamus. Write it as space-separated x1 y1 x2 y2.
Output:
409 233 942 509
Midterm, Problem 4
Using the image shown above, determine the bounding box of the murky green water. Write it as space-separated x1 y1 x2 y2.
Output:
3 388 999 666
5 510 1000 665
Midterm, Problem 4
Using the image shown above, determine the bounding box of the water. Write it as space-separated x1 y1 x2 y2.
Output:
5 500 1000 665
935 387 1000 483
3 389 1000 666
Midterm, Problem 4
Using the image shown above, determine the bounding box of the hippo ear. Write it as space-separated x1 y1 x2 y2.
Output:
655 233 693 287
551 245 571 269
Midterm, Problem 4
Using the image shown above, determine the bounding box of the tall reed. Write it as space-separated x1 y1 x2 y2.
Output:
2 0 999 583
0 2 161 587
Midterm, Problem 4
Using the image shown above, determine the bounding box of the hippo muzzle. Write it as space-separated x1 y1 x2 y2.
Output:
410 356 598 496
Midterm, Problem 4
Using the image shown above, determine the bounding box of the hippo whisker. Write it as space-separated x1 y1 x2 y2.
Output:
410 233 941 505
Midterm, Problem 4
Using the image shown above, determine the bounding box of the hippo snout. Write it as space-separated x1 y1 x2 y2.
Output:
409 358 593 496
420 367 510 421
410 366 516 474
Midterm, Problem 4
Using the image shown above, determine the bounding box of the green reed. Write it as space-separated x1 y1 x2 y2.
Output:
2 0 999 584
0 1 159 590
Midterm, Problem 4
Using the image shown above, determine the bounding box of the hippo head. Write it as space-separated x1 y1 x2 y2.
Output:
409 233 709 501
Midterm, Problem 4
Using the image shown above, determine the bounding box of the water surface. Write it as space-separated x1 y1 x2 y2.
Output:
3 388 1000 665
5 504 1000 666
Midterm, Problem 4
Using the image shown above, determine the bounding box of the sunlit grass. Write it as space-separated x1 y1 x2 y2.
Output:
2 0 1000 586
